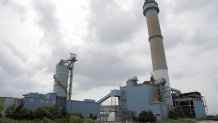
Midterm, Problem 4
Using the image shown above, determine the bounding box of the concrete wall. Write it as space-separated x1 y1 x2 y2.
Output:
66 100 100 118
194 100 206 118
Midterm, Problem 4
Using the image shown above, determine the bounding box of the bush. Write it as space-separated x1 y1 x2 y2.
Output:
54 118 68 123
85 119 101 123
42 117 52 123
69 116 83 123
169 110 178 119
0 102 4 112
169 108 194 119
138 110 156 122
4 104 70 121
33 107 52 119
32 106 67 120
71 113 84 118
5 104 16 118
89 113 97 120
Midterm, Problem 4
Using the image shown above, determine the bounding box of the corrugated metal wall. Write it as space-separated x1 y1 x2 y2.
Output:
194 100 206 118
66 100 100 117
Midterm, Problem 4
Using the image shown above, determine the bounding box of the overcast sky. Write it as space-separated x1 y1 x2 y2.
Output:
0 0 218 114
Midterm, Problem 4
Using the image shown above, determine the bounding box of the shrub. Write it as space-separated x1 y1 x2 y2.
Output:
33 107 52 119
169 108 194 119
4 104 70 121
84 119 95 123
89 113 97 120
138 110 156 122
42 117 52 123
69 116 83 123
54 118 68 123
169 110 178 119
70 113 84 118
48 106 62 120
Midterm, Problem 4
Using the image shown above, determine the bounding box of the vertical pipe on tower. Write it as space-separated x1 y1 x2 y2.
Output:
143 0 172 106
68 53 77 100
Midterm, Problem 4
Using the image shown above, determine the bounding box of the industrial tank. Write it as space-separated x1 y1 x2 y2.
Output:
53 60 69 98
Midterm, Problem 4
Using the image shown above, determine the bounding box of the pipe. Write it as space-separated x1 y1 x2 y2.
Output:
171 88 181 94
53 75 67 96
154 78 166 86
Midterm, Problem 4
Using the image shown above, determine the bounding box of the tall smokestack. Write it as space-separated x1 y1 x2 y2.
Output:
143 0 172 105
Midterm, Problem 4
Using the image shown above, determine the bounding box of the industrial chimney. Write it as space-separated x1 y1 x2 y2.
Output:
143 0 172 106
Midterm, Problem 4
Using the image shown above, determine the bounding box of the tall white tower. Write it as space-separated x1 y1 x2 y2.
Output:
143 0 172 106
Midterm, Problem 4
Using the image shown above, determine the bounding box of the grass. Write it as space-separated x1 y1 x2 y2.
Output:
0 117 207 123
0 116 100 123
157 118 201 123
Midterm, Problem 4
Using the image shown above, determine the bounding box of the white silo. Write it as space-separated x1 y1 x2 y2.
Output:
53 60 69 98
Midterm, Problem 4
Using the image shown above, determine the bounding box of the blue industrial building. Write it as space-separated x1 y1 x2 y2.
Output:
23 93 57 110
98 77 207 121
21 55 100 118
22 92 100 118
67 100 100 117
124 79 169 119
20 76 207 121
98 77 170 120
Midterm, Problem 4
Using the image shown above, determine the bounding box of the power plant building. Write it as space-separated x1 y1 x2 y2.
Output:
98 77 207 121
98 0 207 121
0 0 207 121
97 77 170 120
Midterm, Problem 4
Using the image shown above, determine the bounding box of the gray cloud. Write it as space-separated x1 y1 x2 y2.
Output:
0 0 27 22
155 0 218 114
0 42 37 97
0 42 27 76
0 0 55 97
67 0 150 90
88 0 143 44
159 0 218 51
32 0 70 72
